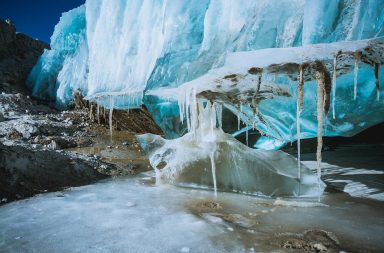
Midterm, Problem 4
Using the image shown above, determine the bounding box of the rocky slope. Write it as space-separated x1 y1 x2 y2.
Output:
0 19 48 94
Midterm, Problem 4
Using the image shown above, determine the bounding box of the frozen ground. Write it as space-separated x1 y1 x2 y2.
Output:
0 144 383 253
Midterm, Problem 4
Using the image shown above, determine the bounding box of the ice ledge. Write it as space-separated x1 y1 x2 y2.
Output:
147 37 384 106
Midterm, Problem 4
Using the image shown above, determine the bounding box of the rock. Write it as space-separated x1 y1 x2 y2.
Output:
276 230 341 253
47 140 59 150
0 19 48 94
7 128 23 139
76 138 93 148
33 135 41 143
0 142 114 202
200 201 222 209
313 243 328 252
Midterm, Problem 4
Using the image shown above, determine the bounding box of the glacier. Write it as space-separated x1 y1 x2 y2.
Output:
26 0 384 196
27 0 384 138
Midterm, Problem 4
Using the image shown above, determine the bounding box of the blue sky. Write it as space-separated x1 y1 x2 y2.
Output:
0 0 85 43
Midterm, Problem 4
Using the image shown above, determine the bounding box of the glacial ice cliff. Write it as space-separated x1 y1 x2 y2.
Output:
28 0 384 140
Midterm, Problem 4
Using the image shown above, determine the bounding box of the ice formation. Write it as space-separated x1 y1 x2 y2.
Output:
149 38 384 149
138 99 324 197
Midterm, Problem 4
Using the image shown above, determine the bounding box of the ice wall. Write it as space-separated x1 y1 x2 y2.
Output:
27 0 384 142
27 5 87 106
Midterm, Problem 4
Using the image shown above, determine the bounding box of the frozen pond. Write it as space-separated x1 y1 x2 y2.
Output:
0 167 383 253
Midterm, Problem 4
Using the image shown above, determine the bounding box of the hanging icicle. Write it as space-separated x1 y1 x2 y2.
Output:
97 104 100 124
215 103 223 129
89 104 93 122
246 126 249 146
109 96 114 140
332 54 337 119
315 62 325 202
375 63 381 101
210 151 217 197
237 104 242 130
296 65 304 182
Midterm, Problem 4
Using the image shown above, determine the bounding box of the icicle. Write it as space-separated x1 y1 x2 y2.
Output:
375 63 380 101
237 113 240 131
246 127 249 146
210 151 217 197
315 65 325 202
353 58 359 100
109 96 114 140
257 73 262 93
190 87 198 136
215 103 223 129
332 55 337 119
97 104 100 124
185 89 191 132
89 104 93 122
297 65 304 182
209 102 216 135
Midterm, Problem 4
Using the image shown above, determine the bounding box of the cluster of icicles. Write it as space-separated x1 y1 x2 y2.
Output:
87 91 143 140
177 87 224 197
299 52 381 201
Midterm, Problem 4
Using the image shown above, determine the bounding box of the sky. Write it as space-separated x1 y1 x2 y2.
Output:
0 0 85 43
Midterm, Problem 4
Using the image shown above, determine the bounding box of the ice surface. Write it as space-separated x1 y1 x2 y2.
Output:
1 173 384 252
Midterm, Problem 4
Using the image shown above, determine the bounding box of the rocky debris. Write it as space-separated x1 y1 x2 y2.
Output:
0 89 141 203
0 141 114 203
275 230 341 253
0 19 49 94
74 91 164 135
200 201 222 209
